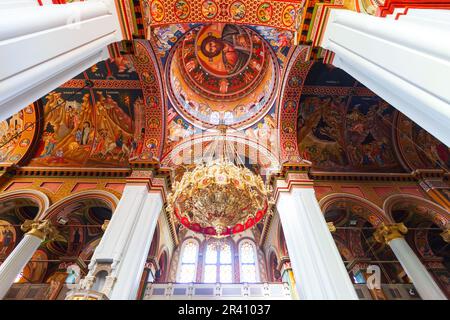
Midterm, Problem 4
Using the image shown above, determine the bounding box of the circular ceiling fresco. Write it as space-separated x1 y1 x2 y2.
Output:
166 24 279 130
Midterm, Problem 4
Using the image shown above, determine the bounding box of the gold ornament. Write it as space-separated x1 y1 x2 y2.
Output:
327 222 336 233
101 220 110 232
167 160 270 237
21 220 66 242
373 223 408 244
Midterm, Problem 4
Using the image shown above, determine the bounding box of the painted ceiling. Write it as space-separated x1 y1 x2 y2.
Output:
0 23 448 175
166 24 279 130
297 62 404 172
295 62 450 173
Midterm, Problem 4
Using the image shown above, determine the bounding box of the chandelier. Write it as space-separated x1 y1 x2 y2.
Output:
167 132 271 238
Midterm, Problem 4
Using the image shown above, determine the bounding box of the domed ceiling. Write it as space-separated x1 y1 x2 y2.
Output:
297 62 404 172
166 23 279 130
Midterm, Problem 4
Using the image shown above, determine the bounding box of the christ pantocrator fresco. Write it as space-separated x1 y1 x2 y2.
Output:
167 24 279 130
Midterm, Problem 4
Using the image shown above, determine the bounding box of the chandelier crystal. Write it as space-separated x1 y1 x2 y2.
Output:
167 159 270 238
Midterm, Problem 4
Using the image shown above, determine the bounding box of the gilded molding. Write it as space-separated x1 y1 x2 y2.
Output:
101 220 110 232
327 221 336 233
21 219 65 242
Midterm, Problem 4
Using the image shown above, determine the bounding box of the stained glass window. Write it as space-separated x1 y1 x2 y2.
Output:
239 241 258 283
178 240 198 283
203 241 233 283
204 265 217 283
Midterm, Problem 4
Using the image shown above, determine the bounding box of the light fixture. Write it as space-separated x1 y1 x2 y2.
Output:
167 127 272 238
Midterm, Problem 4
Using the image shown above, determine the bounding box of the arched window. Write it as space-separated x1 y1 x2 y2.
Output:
239 240 258 283
203 241 233 283
177 239 199 283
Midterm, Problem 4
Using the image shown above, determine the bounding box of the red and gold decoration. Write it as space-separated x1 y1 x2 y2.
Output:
167 160 270 237
166 24 279 130
0 104 38 165
145 0 303 33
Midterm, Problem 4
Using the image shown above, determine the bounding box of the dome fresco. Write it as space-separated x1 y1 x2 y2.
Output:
166 24 279 130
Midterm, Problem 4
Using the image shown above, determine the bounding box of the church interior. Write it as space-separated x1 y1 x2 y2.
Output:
0 0 449 300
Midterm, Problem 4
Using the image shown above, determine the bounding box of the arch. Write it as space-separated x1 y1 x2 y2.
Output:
278 46 311 163
0 189 50 218
92 270 108 292
40 190 119 220
237 237 260 283
320 193 391 227
201 237 234 283
383 194 450 230
78 237 102 261
266 246 281 282
176 237 201 283
131 40 166 159
157 247 169 282
161 133 280 175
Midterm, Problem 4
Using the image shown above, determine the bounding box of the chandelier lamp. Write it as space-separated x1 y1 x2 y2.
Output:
166 130 272 238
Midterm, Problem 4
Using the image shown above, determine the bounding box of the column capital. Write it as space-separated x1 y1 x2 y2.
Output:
327 222 337 233
373 223 408 244
20 220 65 242
101 220 110 232
441 229 450 243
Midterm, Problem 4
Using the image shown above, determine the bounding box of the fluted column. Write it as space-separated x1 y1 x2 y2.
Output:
274 169 358 300
68 170 167 300
374 223 447 300
0 220 63 299
109 192 162 300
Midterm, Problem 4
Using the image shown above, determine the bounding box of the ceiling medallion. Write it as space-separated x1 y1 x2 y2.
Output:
167 135 273 237
166 23 279 130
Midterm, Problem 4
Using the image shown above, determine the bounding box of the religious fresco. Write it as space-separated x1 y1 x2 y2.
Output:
47 207 109 258
0 220 16 260
0 105 38 165
151 23 293 67
243 106 278 160
250 26 293 65
166 24 279 130
28 59 145 168
296 63 403 172
396 113 450 171
151 24 194 63
165 106 201 152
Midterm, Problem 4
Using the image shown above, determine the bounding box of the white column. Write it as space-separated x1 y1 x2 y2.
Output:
276 186 358 300
109 192 162 300
0 234 42 299
83 183 163 300
0 0 124 121
390 238 447 300
91 184 149 264
321 9 450 146
0 219 62 300
374 223 447 300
